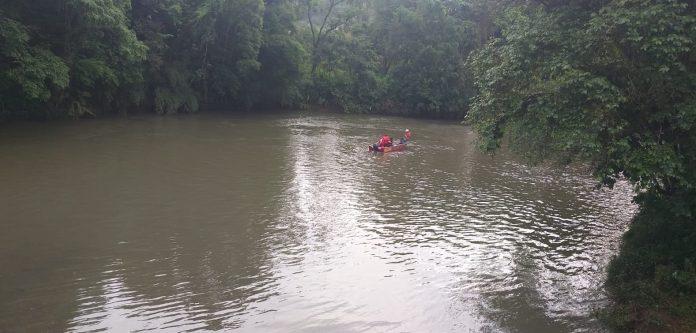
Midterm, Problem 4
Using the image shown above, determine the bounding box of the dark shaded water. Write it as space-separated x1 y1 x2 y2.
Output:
0 113 635 332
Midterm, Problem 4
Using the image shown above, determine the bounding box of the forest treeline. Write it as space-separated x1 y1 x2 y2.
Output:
2 0 696 331
1 0 490 119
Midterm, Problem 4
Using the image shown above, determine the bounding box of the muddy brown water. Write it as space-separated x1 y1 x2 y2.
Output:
0 113 636 332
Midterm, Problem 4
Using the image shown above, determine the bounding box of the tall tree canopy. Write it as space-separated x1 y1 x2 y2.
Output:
469 0 696 215
0 0 302 118
467 0 696 329
0 0 488 119
1 0 146 118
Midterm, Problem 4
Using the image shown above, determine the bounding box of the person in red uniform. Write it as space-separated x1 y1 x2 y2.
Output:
371 134 392 151
378 134 393 147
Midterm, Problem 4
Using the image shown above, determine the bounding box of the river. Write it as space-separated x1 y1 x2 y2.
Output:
0 113 636 332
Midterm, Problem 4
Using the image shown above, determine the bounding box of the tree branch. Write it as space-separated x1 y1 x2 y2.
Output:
307 0 316 44
315 0 337 48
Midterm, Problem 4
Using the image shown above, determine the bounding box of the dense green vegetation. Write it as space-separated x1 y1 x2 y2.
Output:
467 0 695 330
0 0 489 119
2 0 695 330
0 0 276 118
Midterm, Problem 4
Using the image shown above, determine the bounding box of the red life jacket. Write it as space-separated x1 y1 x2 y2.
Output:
379 135 392 147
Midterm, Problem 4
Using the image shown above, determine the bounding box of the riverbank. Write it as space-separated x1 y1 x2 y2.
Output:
601 204 696 332
0 104 468 124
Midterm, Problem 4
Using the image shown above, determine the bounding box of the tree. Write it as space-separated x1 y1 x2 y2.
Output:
467 0 696 329
62 0 148 116
303 0 360 74
371 0 475 117
0 13 69 118
190 0 265 108
250 0 309 109
132 0 199 114
0 0 147 118
469 0 695 210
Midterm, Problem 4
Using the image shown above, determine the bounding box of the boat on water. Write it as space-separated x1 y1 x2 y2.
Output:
369 143 407 153
370 129 411 153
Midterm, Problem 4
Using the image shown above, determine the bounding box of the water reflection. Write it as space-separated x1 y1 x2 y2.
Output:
0 113 635 332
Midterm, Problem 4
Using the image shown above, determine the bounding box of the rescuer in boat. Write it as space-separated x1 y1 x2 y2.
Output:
371 130 412 151
401 129 411 143
372 134 393 151
378 134 393 147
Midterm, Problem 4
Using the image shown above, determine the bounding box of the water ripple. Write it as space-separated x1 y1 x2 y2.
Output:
0 114 636 332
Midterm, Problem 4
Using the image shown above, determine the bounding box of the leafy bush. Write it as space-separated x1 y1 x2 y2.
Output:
602 203 696 331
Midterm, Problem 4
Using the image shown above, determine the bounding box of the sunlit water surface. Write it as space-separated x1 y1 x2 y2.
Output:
0 113 636 332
